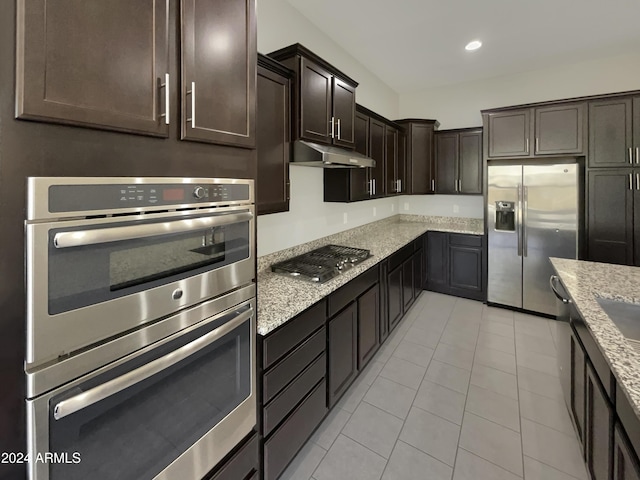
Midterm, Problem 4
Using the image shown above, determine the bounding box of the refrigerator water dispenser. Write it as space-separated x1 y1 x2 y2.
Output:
495 201 515 231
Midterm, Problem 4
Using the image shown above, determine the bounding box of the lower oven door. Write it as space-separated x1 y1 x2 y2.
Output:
27 300 256 480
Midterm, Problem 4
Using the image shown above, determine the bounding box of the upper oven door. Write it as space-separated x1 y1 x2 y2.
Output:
26 204 255 367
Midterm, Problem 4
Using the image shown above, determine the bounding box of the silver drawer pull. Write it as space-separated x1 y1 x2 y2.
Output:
159 73 170 125
186 81 196 128
53 307 253 420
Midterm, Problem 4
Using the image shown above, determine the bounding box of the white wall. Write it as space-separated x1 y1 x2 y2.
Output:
399 52 640 130
258 166 399 256
257 0 399 119
398 195 484 219
257 0 402 256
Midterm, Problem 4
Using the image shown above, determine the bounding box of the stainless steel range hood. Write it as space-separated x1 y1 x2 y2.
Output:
292 140 375 168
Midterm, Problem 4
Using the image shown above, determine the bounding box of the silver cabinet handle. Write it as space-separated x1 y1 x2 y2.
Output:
53 306 254 420
549 275 572 304
337 118 341 140
526 138 530 154
398 179 402 192
54 211 253 249
160 73 170 125
636 147 639 164
187 81 196 129
636 173 639 191
330 117 335 139
630 173 634 190
630 148 634 165
373 179 376 195
431 179 435 191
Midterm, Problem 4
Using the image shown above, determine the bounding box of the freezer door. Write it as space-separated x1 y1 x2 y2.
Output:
488 165 523 308
522 164 578 316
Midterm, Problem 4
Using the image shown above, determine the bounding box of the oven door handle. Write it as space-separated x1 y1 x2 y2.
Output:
53 306 254 420
53 211 253 249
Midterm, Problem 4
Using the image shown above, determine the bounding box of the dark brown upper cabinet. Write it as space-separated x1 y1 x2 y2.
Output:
435 128 482 195
385 126 399 195
535 104 585 155
257 55 293 215
485 103 586 159
395 119 439 194
634 97 640 166
369 117 386 197
397 130 407 194
269 44 357 149
588 98 634 168
486 109 531 157
16 0 170 137
181 0 256 147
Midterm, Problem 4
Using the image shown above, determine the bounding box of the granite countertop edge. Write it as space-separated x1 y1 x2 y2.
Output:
550 257 640 417
257 216 484 336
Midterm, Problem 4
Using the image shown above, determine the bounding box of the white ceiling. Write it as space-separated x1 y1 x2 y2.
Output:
287 0 640 93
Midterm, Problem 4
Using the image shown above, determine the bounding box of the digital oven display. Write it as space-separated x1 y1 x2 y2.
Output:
162 188 185 201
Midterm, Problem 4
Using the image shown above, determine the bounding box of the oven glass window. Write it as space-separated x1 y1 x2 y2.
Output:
48 310 252 480
47 213 250 314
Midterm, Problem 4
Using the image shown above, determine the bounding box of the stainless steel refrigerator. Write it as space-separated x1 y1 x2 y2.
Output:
487 163 580 316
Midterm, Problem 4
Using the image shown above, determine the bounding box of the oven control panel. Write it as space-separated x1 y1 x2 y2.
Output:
33 178 253 218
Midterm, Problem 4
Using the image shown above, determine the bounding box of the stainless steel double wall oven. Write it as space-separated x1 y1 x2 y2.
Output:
25 177 256 480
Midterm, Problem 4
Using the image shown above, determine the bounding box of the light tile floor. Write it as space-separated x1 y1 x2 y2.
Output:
279 291 589 480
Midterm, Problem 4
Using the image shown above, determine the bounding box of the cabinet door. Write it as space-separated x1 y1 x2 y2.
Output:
370 119 386 197
298 58 333 145
426 232 448 292
459 131 483 194
410 123 436 194
487 109 531 157
634 97 640 166
386 126 399 195
413 249 424 300
387 265 403 331
358 285 380 370
402 257 414 311
181 0 256 147
328 303 358 407
571 332 586 450
614 423 640 480
398 131 407 194
587 170 634 265
534 104 585 155
354 111 370 156
17 0 169 137
332 78 356 149
586 362 613 480
257 66 290 215
379 262 390 343
588 98 634 168
448 245 483 301
435 133 458 194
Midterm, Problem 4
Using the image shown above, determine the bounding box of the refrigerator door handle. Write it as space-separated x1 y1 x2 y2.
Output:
517 183 523 257
523 186 528 257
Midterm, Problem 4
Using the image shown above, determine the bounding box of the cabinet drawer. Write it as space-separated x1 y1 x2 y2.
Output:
208 432 258 480
264 379 328 480
263 327 326 403
328 266 377 317
263 300 326 369
449 233 482 247
389 244 413 271
263 353 326 436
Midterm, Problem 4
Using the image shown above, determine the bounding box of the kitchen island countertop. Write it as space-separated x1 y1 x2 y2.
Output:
551 257 640 416
257 215 483 336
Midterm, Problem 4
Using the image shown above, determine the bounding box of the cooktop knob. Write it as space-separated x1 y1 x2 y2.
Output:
193 186 206 199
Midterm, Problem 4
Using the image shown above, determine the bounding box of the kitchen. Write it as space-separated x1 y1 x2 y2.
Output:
1 0 640 480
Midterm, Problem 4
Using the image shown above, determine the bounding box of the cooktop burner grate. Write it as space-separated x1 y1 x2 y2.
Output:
271 244 371 283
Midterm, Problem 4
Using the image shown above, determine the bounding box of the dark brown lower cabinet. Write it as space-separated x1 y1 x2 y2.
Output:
571 331 586 450
205 432 258 480
614 423 640 480
426 232 485 301
402 257 414 311
586 361 614 480
328 303 358 407
379 261 390 343
358 284 380 370
413 249 424 301
387 265 403 331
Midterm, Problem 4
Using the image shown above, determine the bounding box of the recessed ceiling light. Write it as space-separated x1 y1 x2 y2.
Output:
465 40 482 51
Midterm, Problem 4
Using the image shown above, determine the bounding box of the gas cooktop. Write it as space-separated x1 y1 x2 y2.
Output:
271 244 371 283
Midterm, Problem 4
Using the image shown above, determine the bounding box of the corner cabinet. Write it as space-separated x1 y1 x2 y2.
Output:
16 0 170 137
269 44 357 149
180 0 256 147
395 119 439 194
484 103 585 159
435 128 483 195
257 55 293 215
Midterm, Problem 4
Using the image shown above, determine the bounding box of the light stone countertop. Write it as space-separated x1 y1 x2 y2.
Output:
257 215 484 336
550 258 640 416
